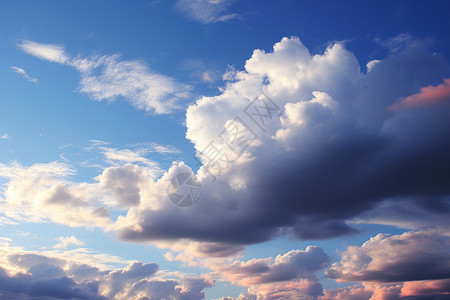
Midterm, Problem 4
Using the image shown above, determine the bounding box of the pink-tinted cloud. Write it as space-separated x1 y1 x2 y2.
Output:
212 246 329 286
326 231 450 283
389 78 450 110
321 280 450 300
247 278 324 300
401 279 450 297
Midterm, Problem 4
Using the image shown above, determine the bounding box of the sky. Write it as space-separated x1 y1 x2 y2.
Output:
0 0 450 299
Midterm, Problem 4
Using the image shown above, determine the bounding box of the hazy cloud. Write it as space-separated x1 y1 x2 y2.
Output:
176 0 238 24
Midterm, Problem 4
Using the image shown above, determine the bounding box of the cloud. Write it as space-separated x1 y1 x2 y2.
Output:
111 36 450 249
0 161 111 228
176 0 238 24
0 239 212 300
53 236 84 249
10 37 450 298
0 134 8 140
100 147 160 169
18 40 69 63
18 40 190 114
10 66 38 83
389 78 450 110
352 198 450 234
74 54 190 114
198 246 329 300
222 279 325 300
210 246 329 286
377 33 416 54
0 266 107 300
320 280 450 300
98 164 148 208
326 231 450 282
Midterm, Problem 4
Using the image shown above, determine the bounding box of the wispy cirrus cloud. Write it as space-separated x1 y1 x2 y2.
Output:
10 66 38 83
17 40 190 114
176 0 238 24
18 40 69 63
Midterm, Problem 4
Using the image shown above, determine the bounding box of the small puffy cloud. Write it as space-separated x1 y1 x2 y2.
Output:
366 59 381 72
53 236 84 249
18 40 190 114
326 231 450 283
10 66 38 83
176 0 238 24
0 134 8 140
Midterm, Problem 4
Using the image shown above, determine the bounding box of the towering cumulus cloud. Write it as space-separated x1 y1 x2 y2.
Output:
113 36 449 248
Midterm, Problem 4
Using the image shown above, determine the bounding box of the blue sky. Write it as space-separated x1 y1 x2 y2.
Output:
1 1 450 299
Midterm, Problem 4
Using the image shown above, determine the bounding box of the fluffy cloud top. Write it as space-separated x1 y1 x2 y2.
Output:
211 246 329 286
326 231 450 282
0 240 212 300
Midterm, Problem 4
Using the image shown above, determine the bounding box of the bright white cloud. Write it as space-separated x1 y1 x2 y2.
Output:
10 66 38 83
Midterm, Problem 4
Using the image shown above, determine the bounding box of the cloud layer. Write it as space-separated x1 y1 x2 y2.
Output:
0 239 211 300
